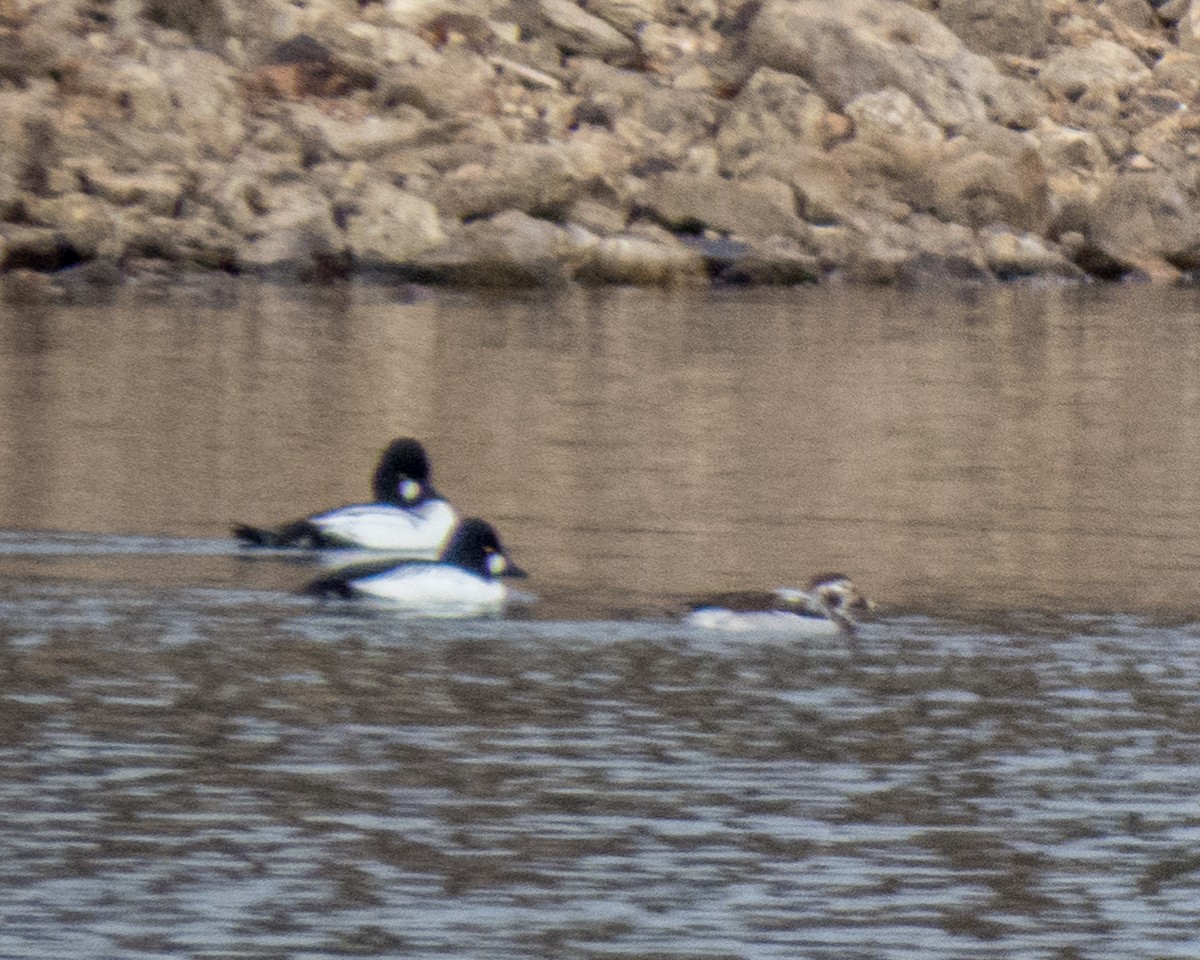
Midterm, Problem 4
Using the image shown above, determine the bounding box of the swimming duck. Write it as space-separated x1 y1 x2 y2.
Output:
685 573 874 635
232 438 458 554
301 518 527 617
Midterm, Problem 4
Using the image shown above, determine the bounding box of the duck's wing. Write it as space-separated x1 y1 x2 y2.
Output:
688 590 804 613
232 519 329 548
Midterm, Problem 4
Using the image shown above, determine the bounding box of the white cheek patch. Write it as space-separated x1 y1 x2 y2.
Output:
399 479 422 503
487 553 507 576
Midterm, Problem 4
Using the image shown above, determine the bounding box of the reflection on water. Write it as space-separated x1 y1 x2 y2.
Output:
3 282 1200 613
3 282 1200 958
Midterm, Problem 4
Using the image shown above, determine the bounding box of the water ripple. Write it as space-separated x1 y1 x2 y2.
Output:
1 574 1199 959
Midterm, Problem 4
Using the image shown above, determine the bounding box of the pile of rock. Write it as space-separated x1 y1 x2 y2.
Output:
1 0 1199 285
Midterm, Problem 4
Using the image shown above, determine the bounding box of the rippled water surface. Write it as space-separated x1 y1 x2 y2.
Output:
3 281 1200 959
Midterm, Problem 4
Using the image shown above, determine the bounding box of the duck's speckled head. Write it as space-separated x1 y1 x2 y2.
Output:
806 573 875 629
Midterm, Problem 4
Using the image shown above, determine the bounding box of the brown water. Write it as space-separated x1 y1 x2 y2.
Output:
2 280 1200 959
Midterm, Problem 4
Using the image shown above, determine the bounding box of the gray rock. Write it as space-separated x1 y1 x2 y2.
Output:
125 213 241 271
425 144 589 221
715 67 832 175
571 225 708 283
343 181 446 266
378 45 499 119
1040 40 1152 105
566 196 630 235
703 234 823 284
22 193 123 260
1089 171 1199 262
0 86 59 217
814 213 987 285
137 0 232 51
636 171 810 241
570 59 721 148
0 224 73 270
408 209 573 285
745 0 1037 129
582 0 666 36
981 228 1085 280
78 165 185 216
286 103 435 162
933 131 1049 232
844 88 943 146
524 0 638 64
236 182 348 276
937 0 1049 58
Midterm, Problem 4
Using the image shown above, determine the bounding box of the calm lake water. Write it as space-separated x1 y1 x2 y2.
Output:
2 279 1200 958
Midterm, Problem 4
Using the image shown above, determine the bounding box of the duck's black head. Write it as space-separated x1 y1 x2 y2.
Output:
372 438 434 504
442 518 528 579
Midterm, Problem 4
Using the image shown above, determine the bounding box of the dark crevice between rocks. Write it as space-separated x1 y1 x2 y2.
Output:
3 238 87 273
1070 245 1140 282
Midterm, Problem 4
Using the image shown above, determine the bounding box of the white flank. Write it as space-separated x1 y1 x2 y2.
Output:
352 565 507 617
310 501 457 553
685 608 843 635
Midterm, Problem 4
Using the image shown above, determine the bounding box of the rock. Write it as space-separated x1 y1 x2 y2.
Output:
1176 0 1200 48
1151 50 1200 103
636 171 810 241
844 88 943 146
933 128 1049 232
1157 0 1191 25
1039 39 1151 106
937 0 1049 58
1088 170 1200 262
1129 109 1200 173
0 0 1191 284
0 86 59 216
425 144 589 221
715 67 834 174
123 212 241 271
343 180 446 267
636 22 716 78
571 225 709 283
22 193 123 260
236 181 348 277
378 0 511 31
523 0 638 64
816 213 988 284
570 59 721 157
981 228 1085 280
254 34 355 98
139 0 232 51
77 165 185 216
0 224 77 270
582 0 666 36
1106 0 1160 30
284 102 433 162
0 25 65 85
696 234 823 284
745 0 1037 129
76 46 246 161
407 209 573 285
1058 230 1147 281
811 139 939 222
1026 121 1110 177
377 44 497 119
566 196 630 235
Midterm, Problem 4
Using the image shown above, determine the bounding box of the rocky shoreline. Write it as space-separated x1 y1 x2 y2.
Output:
2 0 1200 287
